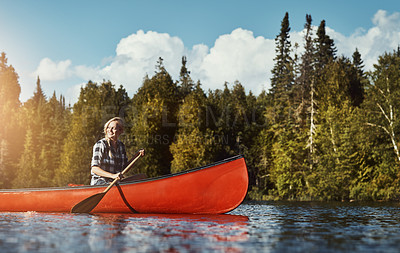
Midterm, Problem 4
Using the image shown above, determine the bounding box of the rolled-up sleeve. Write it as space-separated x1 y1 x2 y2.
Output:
91 141 105 168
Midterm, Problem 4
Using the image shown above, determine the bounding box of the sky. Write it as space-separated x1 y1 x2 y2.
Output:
0 0 399 104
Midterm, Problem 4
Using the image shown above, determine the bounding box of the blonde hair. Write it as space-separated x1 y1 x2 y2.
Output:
104 117 124 137
103 117 125 158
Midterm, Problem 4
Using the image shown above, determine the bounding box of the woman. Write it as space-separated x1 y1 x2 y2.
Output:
90 117 143 185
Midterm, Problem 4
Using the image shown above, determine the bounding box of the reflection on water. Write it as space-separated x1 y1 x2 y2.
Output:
237 202 400 253
1 202 400 252
87 213 249 252
0 212 249 252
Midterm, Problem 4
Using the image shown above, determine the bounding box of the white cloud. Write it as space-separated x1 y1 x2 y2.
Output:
329 10 400 70
98 30 186 92
35 58 72 81
93 28 276 95
34 29 276 100
193 28 275 94
33 10 400 104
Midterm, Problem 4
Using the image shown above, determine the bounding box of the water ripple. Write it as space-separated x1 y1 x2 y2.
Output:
1 202 400 252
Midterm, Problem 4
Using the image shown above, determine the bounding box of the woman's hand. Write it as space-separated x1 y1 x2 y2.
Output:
111 172 124 181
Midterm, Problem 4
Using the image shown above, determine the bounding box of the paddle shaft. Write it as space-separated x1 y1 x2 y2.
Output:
102 151 142 194
71 150 143 213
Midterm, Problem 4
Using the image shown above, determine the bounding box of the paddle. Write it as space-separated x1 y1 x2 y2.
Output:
71 150 144 213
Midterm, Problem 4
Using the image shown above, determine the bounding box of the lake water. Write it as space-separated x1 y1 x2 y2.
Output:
1 201 400 252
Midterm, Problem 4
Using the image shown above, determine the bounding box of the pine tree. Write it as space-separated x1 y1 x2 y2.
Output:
350 48 365 106
203 87 226 160
177 56 195 97
170 58 212 173
13 129 37 188
314 20 337 72
204 83 243 160
311 58 367 200
250 91 274 199
0 52 22 188
263 12 307 199
317 57 363 109
294 14 314 123
352 48 364 77
170 83 211 172
127 58 180 177
291 14 317 178
46 93 71 186
312 102 361 200
230 82 256 156
55 80 129 186
14 77 52 188
313 20 338 108
269 12 296 125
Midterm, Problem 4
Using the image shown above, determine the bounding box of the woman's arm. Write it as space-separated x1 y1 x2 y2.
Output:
91 166 121 179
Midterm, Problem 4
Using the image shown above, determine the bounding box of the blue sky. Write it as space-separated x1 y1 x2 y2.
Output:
0 0 399 104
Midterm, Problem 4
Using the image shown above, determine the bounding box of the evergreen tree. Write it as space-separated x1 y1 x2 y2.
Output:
262 12 306 199
241 89 267 190
310 58 367 200
205 83 243 160
316 57 363 109
350 48 365 106
170 82 211 172
13 129 37 188
251 91 274 199
203 87 226 161
0 52 22 188
361 51 400 200
177 56 195 97
352 48 364 77
294 14 315 125
14 77 48 188
13 78 70 188
127 58 180 177
55 80 129 186
314 20 337 72
46 93 71 185
269 12 296 125
170 57 214 173
312 102 362 200
292 14 317 177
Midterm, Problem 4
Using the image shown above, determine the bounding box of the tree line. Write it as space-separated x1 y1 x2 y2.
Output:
1 13 400 201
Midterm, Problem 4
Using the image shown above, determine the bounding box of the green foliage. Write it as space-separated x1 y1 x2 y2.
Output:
14 78 48 188
269 127 309 200
314 20 337 70
170 81 211 173
270 12 296 126
14 129 36 188
127 58 180 177
0 52 23 188
2 16 400 202
349 51 400 201
55 80 129 186
312 104 362 200
12 77 71 188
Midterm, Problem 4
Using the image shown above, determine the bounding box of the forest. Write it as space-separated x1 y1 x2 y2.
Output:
1 13 400 201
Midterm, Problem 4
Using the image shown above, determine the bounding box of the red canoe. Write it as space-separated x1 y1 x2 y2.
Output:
0 155 248 214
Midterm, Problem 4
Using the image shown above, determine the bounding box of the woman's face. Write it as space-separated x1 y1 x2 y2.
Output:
106 121 123 141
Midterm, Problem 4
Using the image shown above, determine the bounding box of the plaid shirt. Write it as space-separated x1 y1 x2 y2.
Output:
90 138 128 185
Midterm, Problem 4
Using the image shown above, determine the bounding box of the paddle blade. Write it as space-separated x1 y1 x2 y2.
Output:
71 192 106 213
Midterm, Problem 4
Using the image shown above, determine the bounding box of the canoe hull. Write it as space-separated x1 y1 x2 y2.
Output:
0 156 248 214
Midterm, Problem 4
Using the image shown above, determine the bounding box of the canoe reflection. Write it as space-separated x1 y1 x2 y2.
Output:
88 213 249 252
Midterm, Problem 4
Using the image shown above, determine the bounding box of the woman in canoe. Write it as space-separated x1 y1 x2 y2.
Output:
90 117 144 185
